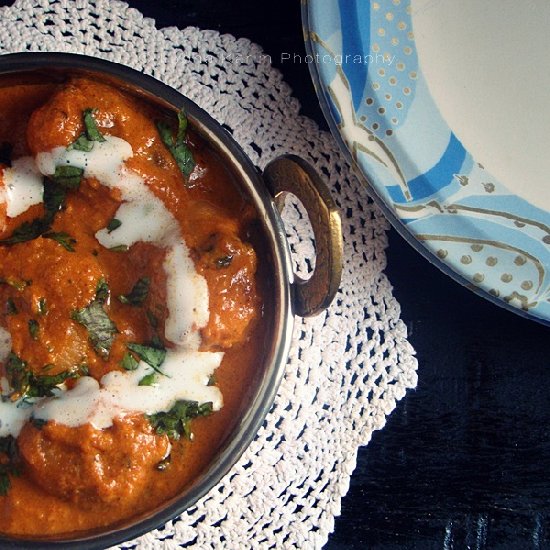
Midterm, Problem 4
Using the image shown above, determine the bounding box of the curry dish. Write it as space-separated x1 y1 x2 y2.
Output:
0 77 267 537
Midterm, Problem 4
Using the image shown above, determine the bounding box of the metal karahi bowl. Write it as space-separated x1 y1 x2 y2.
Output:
0 52 342 548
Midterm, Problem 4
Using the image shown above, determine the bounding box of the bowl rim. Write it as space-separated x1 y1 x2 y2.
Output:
0 52 294 549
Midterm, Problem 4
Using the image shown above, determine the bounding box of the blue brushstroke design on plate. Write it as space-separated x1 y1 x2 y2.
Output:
303 0 550 324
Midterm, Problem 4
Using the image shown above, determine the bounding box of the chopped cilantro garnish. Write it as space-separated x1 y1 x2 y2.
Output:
6 298 17 315
68 134 94 152
0 217 49 245
118 277 150 306
83 108 105 143
43 177 69 210
28 367 86 396
71 279 117 358
5 353 28 396
42 231 76 252
147 400 213 440
109 244 129 253
30 417 47 430
106 218 121 233
51 165 83 189
94 278 110 304
68 108 105 152
0 473 10 497
28 319 39 341
138 372 157 386
37 297 47 316
151 334 164 350
120 352 139 372
0 436 19 497
126 342 166 374
146 309 159 329
72 299 117 358
0 177 67 246
5 353 87 399
156 110 195 178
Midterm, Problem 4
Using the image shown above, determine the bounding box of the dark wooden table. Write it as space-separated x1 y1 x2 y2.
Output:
8 0 550 547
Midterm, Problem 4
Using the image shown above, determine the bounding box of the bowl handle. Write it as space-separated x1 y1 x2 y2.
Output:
263 155 343 317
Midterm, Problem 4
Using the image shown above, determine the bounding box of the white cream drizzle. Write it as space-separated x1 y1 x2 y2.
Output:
164 243 209 348
0 135 222 437
0 398 32 438
32 350 223 429
35 136 133 185
1 156 44 218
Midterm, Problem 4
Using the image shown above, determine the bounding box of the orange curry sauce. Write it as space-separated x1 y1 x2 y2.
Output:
0 78 267 537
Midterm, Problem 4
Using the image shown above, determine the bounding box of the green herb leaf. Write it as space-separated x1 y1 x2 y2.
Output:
156 110 195 178
0 178 66 246
94 278 109 305
28 365 87 398
83 108 105 143
126 342 166 373
0 217 49 245
176 110 188 142
138 372 157 386
107 218 121 233
146 310 159 329
28 319 39 341
172 144 194 177
78 364 89 376
42 231 76 252
30 417 47 430
0 472 10 497
0 435 19 497
118 277 150 306
68 134 94 152
42 178 67 221
72 301 117 358
147 400 213 440
109 244 129 253
67 108 105 152
6 298 17 315
5 353 87 399
37 297 47 316
0 436 18 458
71 280 117 358
51 165 83 189
5 353 29 397
120 352 138 371
151 334 164 350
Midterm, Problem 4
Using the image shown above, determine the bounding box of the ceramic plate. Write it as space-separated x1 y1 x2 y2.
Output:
303 0 550 324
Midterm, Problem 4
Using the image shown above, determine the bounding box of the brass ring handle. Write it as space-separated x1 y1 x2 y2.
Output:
263 155 343 317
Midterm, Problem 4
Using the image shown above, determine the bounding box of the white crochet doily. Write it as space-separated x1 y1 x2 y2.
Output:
0 1 418 547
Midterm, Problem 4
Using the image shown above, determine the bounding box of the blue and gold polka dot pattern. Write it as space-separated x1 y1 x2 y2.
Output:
305 0 550 323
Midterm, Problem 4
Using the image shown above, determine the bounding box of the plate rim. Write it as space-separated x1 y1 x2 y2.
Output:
301 0 550 327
